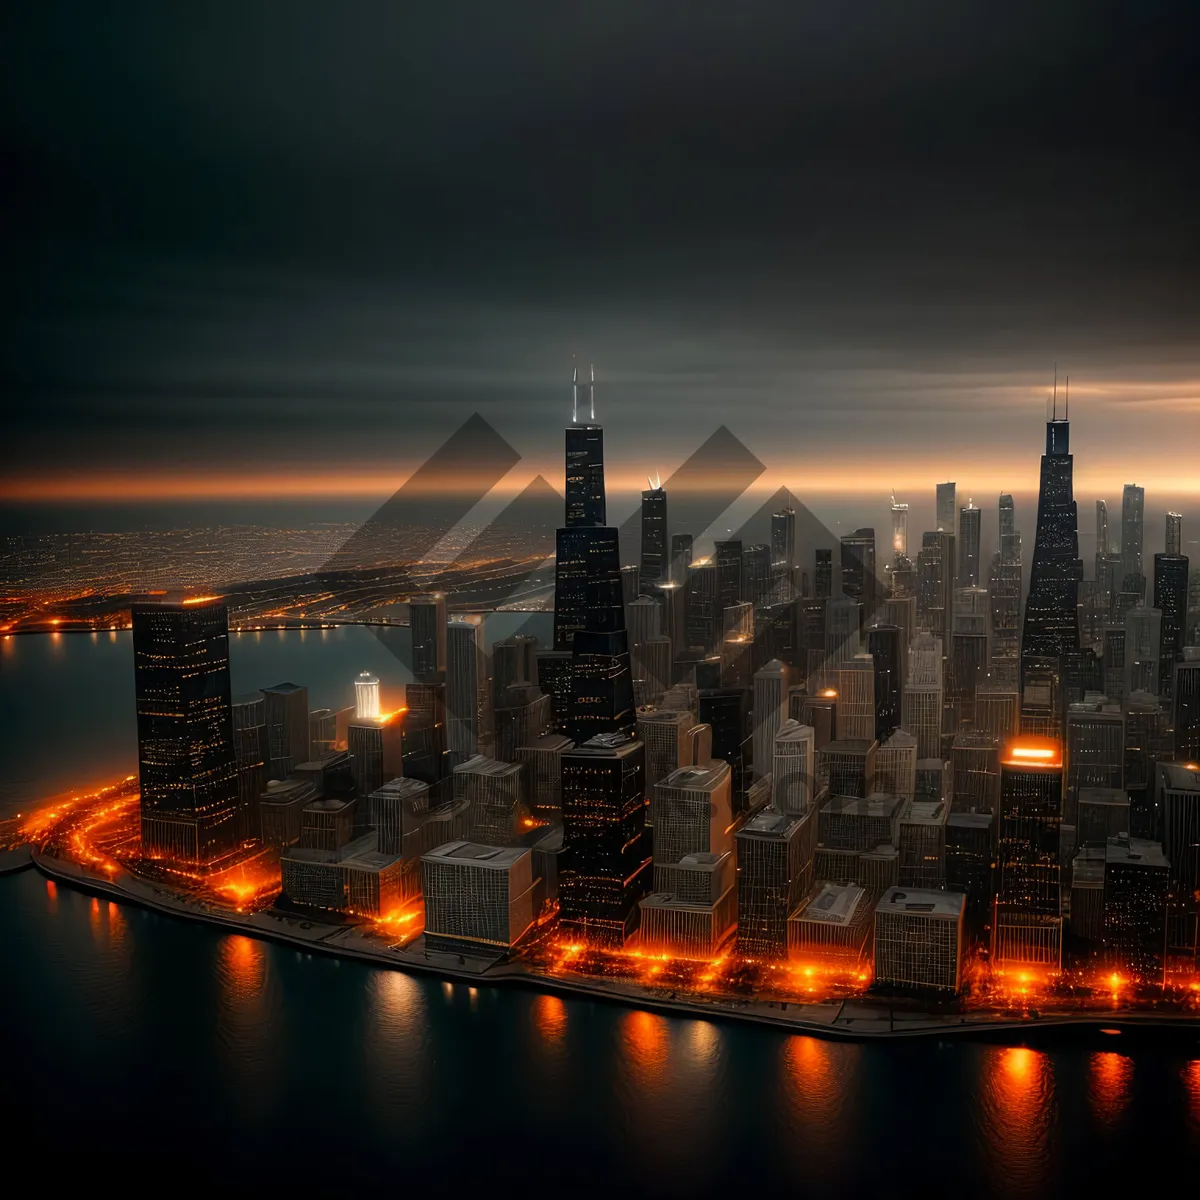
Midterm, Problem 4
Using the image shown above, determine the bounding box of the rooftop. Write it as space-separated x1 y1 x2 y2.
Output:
876 887 965 919
1105 837 1169 869
821 739 876 756
454 754 523 777
902 799 947 825
947 811 993 830
1078 787 1129 807
822 793 903 819
661 762 730 790
262 681 305 695
423 840 529 869
796 882 867 926
740 808 804 838
1160 762 1200 791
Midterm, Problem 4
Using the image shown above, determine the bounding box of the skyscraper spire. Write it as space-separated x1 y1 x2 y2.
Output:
590 363 596 421
573 364 578 425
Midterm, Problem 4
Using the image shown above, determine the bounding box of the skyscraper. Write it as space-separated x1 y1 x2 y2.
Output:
639 479 668 587
1165 512 1183 557
814 549 833 599
354 672 381 721
840 527 877 614
1019 405 1082 729
410 594 447 681
132 597 242 864
957 502 982 588
715 539 744 610
1153 553 1189 698
936 482 957 535
1121 483 1145 587
565 364 605 527
1174 650 1200 764
991 498 1022 685
446 617 491 761
685 560 719 652
890 495 909 560
670 533 694 583
262 682 311 779
1095 499 1110 590
866 624 902 744
752 659 789 780
772 507 797 571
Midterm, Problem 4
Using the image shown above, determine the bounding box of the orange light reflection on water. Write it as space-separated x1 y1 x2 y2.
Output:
622 1009 670 1091
1089 1051 1133 1123
219 934 267 1005
983 1046 1055 1191
1185 1061 1200 1132
533 993 567 1044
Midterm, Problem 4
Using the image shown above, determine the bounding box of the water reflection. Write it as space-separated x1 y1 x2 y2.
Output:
1088 1052 1133 1124
777 1034 860 1186
107 901 126 951
622 1009 670 1091
981 1046 1057 1192
532 993 567 1044
1185 1060 1200 1133
88 895 101 938
219 934 267 1007
44 878 57 911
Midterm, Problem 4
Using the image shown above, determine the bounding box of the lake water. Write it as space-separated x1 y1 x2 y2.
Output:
2 629 1199 1193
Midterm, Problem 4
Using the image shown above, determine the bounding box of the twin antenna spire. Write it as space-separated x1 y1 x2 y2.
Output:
1049 364 1070 421
571 361 596 424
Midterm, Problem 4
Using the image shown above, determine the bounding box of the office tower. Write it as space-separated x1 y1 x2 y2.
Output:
796 690 837 750
559 732 649 945
874 728 917 800
817 791 902 853
881 595 916 678
743 543 773 608
1124 690 1173 838
565 366 605 527
957 502 982 588
638 708 698 797
1102 625 1127 703
655 579 686 652
866 624 902 744
1102 837 1170 982
281 829 406 917
991 502 1023 685
825 592 863 670
993 738 1064 967
936 482 957 536
814 548 833 599
951 586 991 727
1123 604 1162 697
354 672 381 721
840 527 877 614
554 526 622 652
347 712 404 798
715 539 744 609
917 531 956 641
410 594 447 681
976 688 1020 742
721 601 754 688
832 654 876 742
897 797 948 889
298 791 357 853
650 762 733 879
569 566 637 745
1154 553 1189 698
421 841 538 955
494 684 552 762
402 681 446 783
1094 499 1112 610
889 554 915 600
772 507 797 572
368 775 429 856
1063 702 1124 826
736 807 818 957
259 778 317 848
946 812 995 925
620 564 641 608
951 729 1001 816
446 617 491 762
698 687 751 805
1121 483 1145 585
231 693 268 842
1175 650 1200 763
639 851 738 957
1166 512 1183 557
752 659 790 780
890 495 909 560
453 754 526 845
670 533 694 583
634 637 672 706
787 882 874 965
494 633 538 692
131 597 241 864
262 682 311 779
773 720 816 816
685 560 719 652
903 633 944 760
516 732 573 815
874 887 966 993
1077 788 1131 847
816 738 877 799
639 480 668 587
1159 762 1200 923
628 594 664 693
1020 405 1082 729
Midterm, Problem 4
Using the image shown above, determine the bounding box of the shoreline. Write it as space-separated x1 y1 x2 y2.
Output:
28 850 1200 1045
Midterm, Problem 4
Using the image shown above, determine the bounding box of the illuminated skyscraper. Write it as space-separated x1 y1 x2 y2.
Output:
991 499 1022 685
1102 837 1170 983
565 364 605 527
1121 483 1145 586
752 659 790 780
1153 553 1189 698
132 597 242 864
639 479 668 586
685 560 718 652
890 495 909 560
650 762 733 878
410 594 447 681
1019 404 1082 728
957 502 982 588
903 633 944 760
355 671 381 721
772 507 797 571
1174 650 1200 763
1165 512 1183 557
936 482 957 535
866 624 902 743
743 543 773 607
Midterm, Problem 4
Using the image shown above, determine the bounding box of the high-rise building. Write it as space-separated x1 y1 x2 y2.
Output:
410 594 447 681
1063 702 1124 826
347 712 404 798
637 708 698 797
993 737 1065 967
132 597 242 864
752 659 790 780
736 807 818 958
772 720 816 816
890 496 909 560
957 502 982 588
1159 763 1200 940
516 731 573 815
743 543 773 608
565 365 605 527
1165 512 1183 557
670 533 694 583
936 482 957 536
991 500 1023 685
898 798 948 889
1123 604 1162 698
866 624 902 744
231 692 267 842
772 507 797 572
620 564 641 609
639 481 668 587
446 617 491 761
1102 837 1170 983
262 682 311 779
494 683 552 762
655 579 686 652
685 560 719 652
874 887 966 993
814 549 833 599
875 728 917 801
493 634 538 693
558 732 650 945
840 527 877 614
903 633 944 760
1121 483 1145 586
1153 553 1189 698
1019 407 1082 730
951 729 1001 817
916 531 955 641
951 586 991 727
1094 499 1111 606
715 539 744 610
946 811 995 926
454 754 527 846
1174 650 1200 764
650 762 733 880
554 525 622 653
825 592 863 669
354 672 381 721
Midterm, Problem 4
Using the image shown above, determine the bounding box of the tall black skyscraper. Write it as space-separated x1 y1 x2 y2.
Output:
815 548 833 599
715 539 744 609
1019 405 1082 724
866 624 903 744
840 527 877 613
1154 553 1190 699
132 597 242 864
640 479 668 587
957 503 982 588
1121 483 1145 589
670 532 694 583
771 507 796 571
564 365 605 528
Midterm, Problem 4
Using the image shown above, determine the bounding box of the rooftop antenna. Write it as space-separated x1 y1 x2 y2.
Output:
589 364 595 421
1052 363 1058 420
1065 375 1069 420
572 363 578 424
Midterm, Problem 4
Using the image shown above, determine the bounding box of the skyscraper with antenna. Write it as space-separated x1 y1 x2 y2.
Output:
564 362 605 528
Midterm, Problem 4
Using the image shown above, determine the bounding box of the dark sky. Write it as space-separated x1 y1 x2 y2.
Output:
3 2 1199 514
